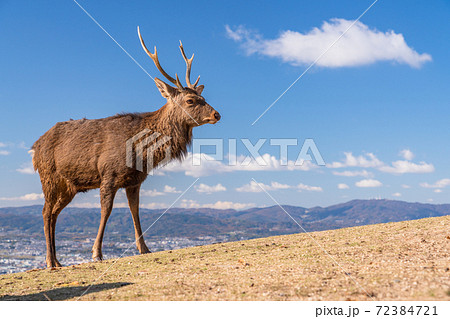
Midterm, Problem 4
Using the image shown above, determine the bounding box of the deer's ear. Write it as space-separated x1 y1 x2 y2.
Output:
154 78 178 99
195 85 204 95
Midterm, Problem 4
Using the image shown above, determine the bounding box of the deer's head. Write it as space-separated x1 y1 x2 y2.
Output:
138 27 221 127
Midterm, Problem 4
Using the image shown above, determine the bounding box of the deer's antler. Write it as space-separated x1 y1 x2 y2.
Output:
179 41 200 89
137 26 184 89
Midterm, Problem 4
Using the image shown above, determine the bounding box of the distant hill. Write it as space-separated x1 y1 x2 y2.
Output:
0 199 449 240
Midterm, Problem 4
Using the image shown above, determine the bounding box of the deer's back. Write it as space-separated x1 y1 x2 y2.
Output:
33 114 147 191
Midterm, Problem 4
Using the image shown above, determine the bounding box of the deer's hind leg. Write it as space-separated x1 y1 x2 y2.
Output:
126 184 150 254
92 181 118 261
42 177 76 268
50 181 76 267
42 199 57 268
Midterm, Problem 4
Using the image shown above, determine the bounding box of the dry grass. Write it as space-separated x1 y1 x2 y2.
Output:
1 216 449 301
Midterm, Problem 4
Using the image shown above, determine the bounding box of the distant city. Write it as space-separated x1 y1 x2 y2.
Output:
0 230 231 274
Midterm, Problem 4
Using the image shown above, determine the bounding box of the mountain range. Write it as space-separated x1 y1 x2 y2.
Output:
1 199 449 241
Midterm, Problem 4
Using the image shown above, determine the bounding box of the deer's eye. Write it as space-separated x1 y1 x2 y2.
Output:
186 99 194 105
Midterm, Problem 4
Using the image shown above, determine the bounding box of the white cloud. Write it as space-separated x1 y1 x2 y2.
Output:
236 181 290 192
338 183 349 189
297 183 322 192
236 181 321 192
330 152 434 175
69 202 129 208
392 192 402 197
332 170 373 177
0 142 28 149
179 199 201 208
140 203 167 209
401 184 411 189
355 179 382 188
204 201 254 210
328 152 383 169
163 185 181 193
379 160 434 174
399 149 414 160
0 193 44 201
141 186 181 196
179 199 253 210
236 181 285 193
271 182 292 190
72 199 168 209
113 202 129 208
434 189 442 193
141 189 164 197
225 25 248 41
158 150 431 178
17 141 28 149
16 161 35 174
226 19 431 68
420 178 450 189
69 202 101 208
160 153 317 178
0 142 9 155
195 183 227 194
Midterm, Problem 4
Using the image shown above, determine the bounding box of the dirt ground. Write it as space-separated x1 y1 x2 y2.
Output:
1 216 449 301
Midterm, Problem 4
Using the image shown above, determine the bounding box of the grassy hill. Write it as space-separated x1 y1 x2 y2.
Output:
0 216 449 301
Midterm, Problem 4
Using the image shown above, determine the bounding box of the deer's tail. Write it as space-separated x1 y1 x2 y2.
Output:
31 141 40 172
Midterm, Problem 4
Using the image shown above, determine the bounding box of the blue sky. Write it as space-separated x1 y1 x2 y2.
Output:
0 0 449 209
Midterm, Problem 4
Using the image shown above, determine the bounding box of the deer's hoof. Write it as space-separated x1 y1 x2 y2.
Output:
140 247 151 254
46 260 61 269
92 254 103 262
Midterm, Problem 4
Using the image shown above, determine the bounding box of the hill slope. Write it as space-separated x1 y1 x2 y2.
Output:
0 216 449 301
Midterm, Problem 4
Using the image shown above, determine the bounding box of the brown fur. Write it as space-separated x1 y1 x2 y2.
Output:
33 78 220 267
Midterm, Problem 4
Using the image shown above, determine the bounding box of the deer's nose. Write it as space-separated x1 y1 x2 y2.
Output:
214 112 221 121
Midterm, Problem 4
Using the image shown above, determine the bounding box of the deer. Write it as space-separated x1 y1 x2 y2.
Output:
31 27 221 268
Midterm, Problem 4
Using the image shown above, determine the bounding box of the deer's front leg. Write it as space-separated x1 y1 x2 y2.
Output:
92 183 117 261
126 184 151 254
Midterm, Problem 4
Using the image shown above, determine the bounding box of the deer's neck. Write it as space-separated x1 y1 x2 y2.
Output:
141 105 193 161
